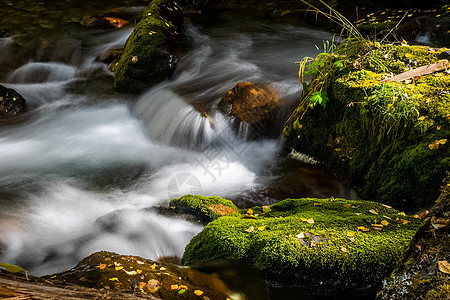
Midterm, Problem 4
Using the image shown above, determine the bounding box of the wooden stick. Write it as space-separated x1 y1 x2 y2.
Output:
383 59 448 82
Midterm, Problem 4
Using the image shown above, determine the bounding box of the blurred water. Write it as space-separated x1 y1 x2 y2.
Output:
0 5 355 281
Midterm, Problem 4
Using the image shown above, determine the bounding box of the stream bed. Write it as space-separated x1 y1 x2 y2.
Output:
0 1 358 298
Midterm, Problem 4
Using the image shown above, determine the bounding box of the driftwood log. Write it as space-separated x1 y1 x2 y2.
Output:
383 59 448 82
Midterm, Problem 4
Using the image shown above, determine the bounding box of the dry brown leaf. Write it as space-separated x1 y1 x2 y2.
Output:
340 246 348 253
344 204 352 208
438 261 450 274
96 264 107 270
382 204 392 209
296 232 305 239
139 282 147 290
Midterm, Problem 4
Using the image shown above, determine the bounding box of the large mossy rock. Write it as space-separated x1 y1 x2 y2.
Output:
114 0 183 94
377 179 450 299
284 44 450 211
0 85 27 119
182 197 423 296
47 251 232 299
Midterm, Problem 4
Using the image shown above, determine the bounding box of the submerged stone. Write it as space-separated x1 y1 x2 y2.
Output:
182 197 423 297
0 85 27 119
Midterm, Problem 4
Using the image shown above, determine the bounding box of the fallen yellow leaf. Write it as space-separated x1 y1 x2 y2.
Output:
347 231 355 237
247 209 253 215
109 277 119 281
381 220 389 226
160 267 166 271
257 226 266 231
296 232 305 239
151 264 156 270
262 205 271 213
400 218 410 224
344 204 352 208
314 203 323 206
383 215 391 219
369 209 378 215
301 218 308 222
244 226 255 233
179 285 188 290
139 282 147 290
357 226 370 232
115 266 123 271
171 285 179 290
398 212 406 216
136 269 142 274
372 224 383 227
0 263 28 280
96 264 107 270
310 241 317 247
438 260 450 274
381 204 392 209
306 218 315 224
194 290 204 296
340 246 348 252
439 139 447 145
413 214 420 219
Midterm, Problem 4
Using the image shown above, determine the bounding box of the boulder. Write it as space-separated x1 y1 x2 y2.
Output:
377 180 450 299
284 44 450 211
46 251 233 299
80 16 130 29
0 85 27 119
218 82 281 124
114 0 184 94
218 82 283 139
169 194 238 224
182 197 423 297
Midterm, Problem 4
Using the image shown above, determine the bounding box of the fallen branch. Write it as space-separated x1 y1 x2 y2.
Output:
383 59 448 82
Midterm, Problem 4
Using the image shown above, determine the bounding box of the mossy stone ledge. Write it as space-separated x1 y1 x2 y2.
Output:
114 0 183 94
284 44 450 211
182 197 423 296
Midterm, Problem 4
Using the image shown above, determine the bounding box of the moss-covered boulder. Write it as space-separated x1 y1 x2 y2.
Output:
169 194 238 223
114 0 183 94
377 179 450 299
47 251 232 299
182 197 423 296
284 44 450 211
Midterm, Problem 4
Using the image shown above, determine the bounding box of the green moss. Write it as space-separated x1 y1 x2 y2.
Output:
114 0 182 94
169 194 239 223
425 284 450 300
182 198 422 293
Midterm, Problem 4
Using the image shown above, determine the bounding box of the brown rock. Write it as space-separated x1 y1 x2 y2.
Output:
219 82 281 124
0 85 27 119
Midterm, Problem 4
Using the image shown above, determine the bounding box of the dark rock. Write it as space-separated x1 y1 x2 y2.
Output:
47 251 233 299
377 178 450 299
80 16 130 29
100 48 123 71
0 85 27 119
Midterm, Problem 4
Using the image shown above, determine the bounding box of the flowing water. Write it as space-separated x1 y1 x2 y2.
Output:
0 2 357 297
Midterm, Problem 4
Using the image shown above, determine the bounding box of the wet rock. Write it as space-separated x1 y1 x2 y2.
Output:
0 85 27 119
47 251 233 299
80 16 129 29
100 48 123 71
182 197 423 297
169 194 238 224
218 82 282 139
219 82 281 124
377 179 450 299
114 0 184 94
